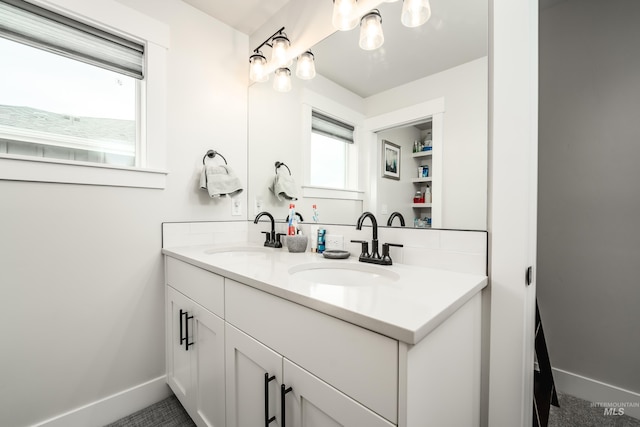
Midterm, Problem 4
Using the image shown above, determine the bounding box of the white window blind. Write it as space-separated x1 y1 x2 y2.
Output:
311 110 355 144
0 0 144 79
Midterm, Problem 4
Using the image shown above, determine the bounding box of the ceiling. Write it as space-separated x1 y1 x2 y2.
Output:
313 0 487 97
182 0 488 98
182 0 290 35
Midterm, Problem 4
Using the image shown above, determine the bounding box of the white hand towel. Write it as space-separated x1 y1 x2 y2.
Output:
200 164 244 198
269 169 298 201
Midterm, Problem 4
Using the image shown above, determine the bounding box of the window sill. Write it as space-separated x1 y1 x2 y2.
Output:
301 186 364 200
0 154 167 189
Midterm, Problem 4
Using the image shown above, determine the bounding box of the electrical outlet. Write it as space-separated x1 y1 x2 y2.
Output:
254 198 263 215
325 234 344 251
231 198 242 216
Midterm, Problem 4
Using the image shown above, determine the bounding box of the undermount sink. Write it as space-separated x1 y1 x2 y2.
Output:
204 246 273 257
288 261 400 287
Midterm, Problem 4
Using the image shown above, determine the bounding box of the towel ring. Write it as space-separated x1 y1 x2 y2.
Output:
275 161 291 175
203 150 228 165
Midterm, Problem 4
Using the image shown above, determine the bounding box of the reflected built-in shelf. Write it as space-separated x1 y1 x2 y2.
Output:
411 150 433 158
411 177 432 183
411 203 432 208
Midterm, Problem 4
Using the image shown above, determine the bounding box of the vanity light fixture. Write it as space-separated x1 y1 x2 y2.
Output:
273 67 292 92
249 27 315 89
401 0 432 28
359 9 384 51
249 52 268 82
296 51 316 80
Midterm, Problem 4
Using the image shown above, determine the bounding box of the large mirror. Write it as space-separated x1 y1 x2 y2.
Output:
248 0 488 230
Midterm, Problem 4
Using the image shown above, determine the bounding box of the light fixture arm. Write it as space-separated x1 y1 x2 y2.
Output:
252 26 286 54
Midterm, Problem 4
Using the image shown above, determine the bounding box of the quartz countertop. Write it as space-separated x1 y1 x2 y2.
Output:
162 243 487 344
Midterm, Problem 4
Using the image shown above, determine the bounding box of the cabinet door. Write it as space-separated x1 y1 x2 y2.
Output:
166 286 193 406
283 359 395 427
226 323 283 427
190 303 225 427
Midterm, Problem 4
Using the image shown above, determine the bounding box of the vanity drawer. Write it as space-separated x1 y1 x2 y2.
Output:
165 257 224 318
225 279 398 423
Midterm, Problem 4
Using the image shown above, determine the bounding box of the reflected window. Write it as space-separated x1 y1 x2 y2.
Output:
310 110 354 190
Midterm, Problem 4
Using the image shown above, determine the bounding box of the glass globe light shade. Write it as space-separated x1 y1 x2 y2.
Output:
273 68 292 92
271 35 292 68
359 10 384 51
296 51 316 80
332 0 359 31
401 0 432 28
249 53 268 83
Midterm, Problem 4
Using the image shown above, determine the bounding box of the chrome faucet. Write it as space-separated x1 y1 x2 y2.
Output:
386 212 405 227
254 211 283 248
352 212 403 265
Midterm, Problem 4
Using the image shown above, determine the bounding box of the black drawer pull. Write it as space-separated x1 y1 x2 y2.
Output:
264 373 276 426
179 309 185 346
281 383 293 427
182 310 194 351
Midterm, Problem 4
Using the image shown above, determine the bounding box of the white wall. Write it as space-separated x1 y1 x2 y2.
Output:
0 0 248 425
538 0 640 399
366 57 488 231
487 0 539 425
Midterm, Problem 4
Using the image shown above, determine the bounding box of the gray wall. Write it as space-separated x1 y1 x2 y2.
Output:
538 0 640 393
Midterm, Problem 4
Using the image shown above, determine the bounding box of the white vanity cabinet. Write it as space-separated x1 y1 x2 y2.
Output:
165 256 483 427
225 322 394 427
282 358 395 427
225 323 282 426
165 259 226 427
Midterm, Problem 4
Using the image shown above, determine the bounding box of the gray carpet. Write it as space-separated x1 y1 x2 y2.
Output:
549 392 640 427
107 392 640 427
105 395 195 427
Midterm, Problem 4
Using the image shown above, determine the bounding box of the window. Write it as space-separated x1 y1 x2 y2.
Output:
0 0 142 167
310 110 354 190
0 0 169 188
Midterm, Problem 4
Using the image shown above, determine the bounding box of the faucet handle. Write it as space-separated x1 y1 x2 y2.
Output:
275 233 286 248
261 231 271 246
382 243 403 264
350 240 370 258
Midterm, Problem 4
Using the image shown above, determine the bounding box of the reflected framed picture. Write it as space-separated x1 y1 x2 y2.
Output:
382 140 400 180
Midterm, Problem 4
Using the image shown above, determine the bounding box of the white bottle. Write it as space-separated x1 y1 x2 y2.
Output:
425 185 431 203
310 225 318 252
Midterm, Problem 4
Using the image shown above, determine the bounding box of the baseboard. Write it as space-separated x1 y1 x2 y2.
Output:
34 375 172 427
552 368 640 420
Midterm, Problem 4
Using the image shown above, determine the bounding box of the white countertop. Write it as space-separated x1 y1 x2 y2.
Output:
162 243 487 344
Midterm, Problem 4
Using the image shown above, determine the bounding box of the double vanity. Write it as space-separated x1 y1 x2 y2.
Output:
163 224 487 427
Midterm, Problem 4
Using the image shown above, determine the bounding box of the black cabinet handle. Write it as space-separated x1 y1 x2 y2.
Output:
264 373 276 426
280 383 293 427
183 311 194 351
179 309 185 346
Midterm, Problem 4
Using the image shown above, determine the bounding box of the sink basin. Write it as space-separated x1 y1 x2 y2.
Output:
288 262 400 287
204 246 273 258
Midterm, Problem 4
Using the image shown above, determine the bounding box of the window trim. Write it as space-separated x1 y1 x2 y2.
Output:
0 0 169 189
301 89 364 200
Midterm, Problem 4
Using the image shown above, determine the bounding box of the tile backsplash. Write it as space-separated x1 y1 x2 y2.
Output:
163 221 487 275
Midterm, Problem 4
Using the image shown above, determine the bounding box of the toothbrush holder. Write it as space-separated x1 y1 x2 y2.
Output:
286 235 308 253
